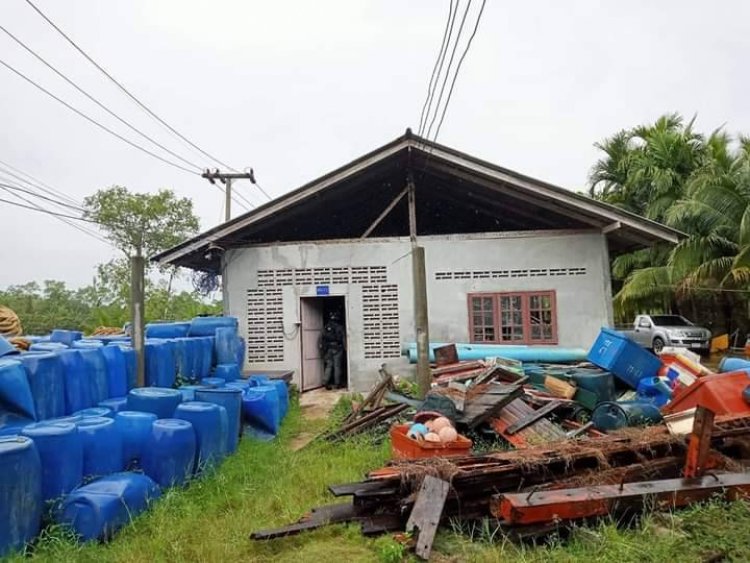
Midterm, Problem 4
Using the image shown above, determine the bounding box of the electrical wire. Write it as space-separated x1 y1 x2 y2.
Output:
417 0 455 137
0 57 198 175
425 0 473 140
0 24 204 173
0 186 94 223
0 181 84 212
432 0 487 142
24 0 234 171
0 162 81 207
420 1 461 138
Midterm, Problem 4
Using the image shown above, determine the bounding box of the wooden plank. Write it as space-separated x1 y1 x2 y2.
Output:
455 383 524 428
505 400 563 435
250 503 358 540
684 406 715 478
405 476 450 560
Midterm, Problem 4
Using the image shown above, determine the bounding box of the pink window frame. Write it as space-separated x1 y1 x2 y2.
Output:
467 291 558 345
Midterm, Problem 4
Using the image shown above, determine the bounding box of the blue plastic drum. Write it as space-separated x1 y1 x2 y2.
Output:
29 342 68 353
56 349 93 415
214 363 239 382
0 336 18 358
99 397 127 414
0 436 42 557
145 322 190 339
74 407 113 419
195 388 243 454
0 358 36 419
76 347 109 405
235 336 245 369
592 400 663 431
141 419 196 487
114 345 137 391
115 411 157 467
174 402 226 472
267 380 289 421
198 337 213 378
101 345 127 398
225 380 250 392
214 326 238 365
201 377 225 388
19 352 66 420
126 387 182 419
55 472 160 542
242 386 280 435
145 340 176 388
76 416 123 478
21 421 82 502
178 385 205 402
50 329 83 347
188 316 238 337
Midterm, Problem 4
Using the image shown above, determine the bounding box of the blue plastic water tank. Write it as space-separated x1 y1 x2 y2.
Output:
188 316 238 337
19 352 66 420
145 322 190 339
21 421 82 502
242 386 280 435
126 387 182 419
145 340 176 388
194 388 243 454
201 377 225 388
214 326 238 365
56 472 160 541
101 346 127 398
74 407 113 419
0 358 36 419
115 411 157 467
98 397 128 414
141 419 196 487
174 401 226 472
76 416 123 478
0 436 42 557
56 349 94 415
587 329 662 388
114 345 137 391
76 347 109 405
50 329 83 347
214 363 239 382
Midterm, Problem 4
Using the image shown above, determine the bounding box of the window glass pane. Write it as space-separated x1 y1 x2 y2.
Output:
472 298 482 312
512 327 524 340
473 314 483 326
484 313 494 325
529 311 541 325
473 328 483 340
485 328 495 340
513 311 522 324
482 297 492 309
543 325 552 339
511 296 522 309
531 325 542 339
542 295 551 308
530 295 539 309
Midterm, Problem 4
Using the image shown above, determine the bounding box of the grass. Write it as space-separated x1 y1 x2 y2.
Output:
6 397 750 562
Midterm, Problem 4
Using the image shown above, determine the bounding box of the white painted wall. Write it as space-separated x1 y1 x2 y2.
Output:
223 230 613 391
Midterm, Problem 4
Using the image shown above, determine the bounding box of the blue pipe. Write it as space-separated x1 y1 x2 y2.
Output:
405 343 587 363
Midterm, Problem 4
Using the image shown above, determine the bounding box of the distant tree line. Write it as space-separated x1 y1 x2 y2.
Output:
590 113 750 338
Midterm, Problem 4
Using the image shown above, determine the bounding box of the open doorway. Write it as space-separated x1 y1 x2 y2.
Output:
300 295 347 391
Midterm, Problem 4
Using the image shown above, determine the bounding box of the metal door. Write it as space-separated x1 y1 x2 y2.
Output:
300 298 325 391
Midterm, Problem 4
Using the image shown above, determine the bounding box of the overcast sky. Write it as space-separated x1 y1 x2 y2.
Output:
1 0 748 289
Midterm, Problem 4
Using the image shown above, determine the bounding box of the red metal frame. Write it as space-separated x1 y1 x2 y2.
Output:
468 291 558 345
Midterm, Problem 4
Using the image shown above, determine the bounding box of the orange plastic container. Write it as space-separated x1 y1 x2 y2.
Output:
390 423 472 460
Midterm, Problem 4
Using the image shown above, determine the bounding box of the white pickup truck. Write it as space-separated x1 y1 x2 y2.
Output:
626 314 711 355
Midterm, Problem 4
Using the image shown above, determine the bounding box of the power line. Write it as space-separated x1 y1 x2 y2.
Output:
432 0 487 142
0 162 81 207
25 0 234 171
0 181 84 212
420 1 461 138
0 57 199 175
418 1 455 137
0 23 204 174
0 187 93 222
425 0 473 141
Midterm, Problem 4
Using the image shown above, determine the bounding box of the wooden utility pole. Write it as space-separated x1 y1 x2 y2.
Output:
408 172 431 398
202 169 255 222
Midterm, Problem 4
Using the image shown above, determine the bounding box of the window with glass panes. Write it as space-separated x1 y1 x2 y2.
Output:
468 291 557 344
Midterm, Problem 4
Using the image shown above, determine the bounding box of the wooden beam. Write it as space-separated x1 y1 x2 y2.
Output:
505 400 563 435
360 187 408 239
406 476 450 560
602 221 622 234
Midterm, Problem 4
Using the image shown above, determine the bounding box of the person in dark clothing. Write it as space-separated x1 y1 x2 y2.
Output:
320 311 345 389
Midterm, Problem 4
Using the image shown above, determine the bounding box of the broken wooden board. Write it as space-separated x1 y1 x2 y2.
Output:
490 398 567 447
405 476 450 560
454 381 524 428
324 403 408 442
250 503 358 540
505 400 563 435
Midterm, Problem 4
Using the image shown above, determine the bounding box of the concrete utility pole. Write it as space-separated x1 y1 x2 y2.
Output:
130 252 146 387
407 172 431 398
202 169 255 222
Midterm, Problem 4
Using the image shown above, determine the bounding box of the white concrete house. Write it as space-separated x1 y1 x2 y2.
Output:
155 131 680 392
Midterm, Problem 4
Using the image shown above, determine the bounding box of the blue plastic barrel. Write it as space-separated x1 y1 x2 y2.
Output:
268 380 289 420
587 329 662 388
0 436 42 557
55 472 160 541
74 407 113 419
29 342 68 353
592 401 663 431
50 329 83 347
76 347 109 405
235 336 245 369
56 349 94 415
101 346 127 398
214 363 239 382
115 411 157 467
0 336 18 358
198 337 213 378
174 402 226 472
141 419 196 487
145 340 176 388
0 358 36 419
214 327 238 365
21 421 82 502
225 380 250 392
126 387 182 419
19 352 66 420
570 370 616 404
76 416 123 478
242 386 280 435
718 357 750 375
145 322 190 339
178 385 205 402
188 316 238 337
98 397 127 414
194 388 243 454
114 345 137 391
201 377 225 388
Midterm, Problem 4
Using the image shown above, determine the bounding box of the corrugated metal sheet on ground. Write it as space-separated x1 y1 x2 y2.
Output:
490 398 566 448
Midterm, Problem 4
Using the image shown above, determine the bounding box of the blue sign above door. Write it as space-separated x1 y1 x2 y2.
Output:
316 285 330 296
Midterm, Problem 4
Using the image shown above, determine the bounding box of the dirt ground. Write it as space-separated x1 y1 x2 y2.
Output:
289 388 347 450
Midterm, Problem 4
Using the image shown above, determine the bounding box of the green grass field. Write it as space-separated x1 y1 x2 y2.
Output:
7 397 750 563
